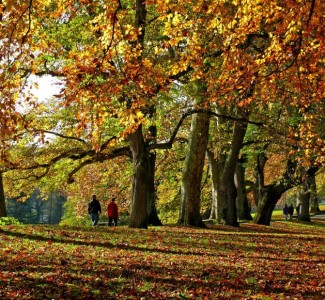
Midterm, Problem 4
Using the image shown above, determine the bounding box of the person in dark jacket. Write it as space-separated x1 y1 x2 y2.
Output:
88 195 101 226
288 204 294 220
107 198 119 226
283 204 289 221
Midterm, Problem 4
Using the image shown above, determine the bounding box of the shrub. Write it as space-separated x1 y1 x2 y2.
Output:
0 217 22 225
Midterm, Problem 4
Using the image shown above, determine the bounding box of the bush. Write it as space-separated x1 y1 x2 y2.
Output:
60 215 90 227
0 217 22 225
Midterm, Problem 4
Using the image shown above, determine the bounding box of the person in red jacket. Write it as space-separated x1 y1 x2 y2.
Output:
107 198 119 226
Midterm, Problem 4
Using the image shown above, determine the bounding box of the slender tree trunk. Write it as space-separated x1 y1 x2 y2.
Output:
235 156 252 221
220 121 247 227
0 172 7 217
179 112 210 227
309 174 320 214
207 150 221 222
147 151 162 225
129 126 149 228
253 151 268 207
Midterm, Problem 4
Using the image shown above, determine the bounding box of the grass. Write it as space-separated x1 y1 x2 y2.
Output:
0 218 324 299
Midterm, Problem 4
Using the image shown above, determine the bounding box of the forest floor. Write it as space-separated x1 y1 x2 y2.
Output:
0 218 324 299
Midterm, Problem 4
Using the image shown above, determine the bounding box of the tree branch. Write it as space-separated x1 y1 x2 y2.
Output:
32 129 87 144
149 109 264 151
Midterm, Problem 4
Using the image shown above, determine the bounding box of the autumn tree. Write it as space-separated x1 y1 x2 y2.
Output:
1 0 324 228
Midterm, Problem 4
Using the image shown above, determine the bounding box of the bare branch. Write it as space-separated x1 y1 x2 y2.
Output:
32 129 87 144
149 109 264 151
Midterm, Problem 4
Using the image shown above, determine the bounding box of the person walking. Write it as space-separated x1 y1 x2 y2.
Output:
88 195 101 226
288 204 294 220
283 204 289 221
107 197 119 226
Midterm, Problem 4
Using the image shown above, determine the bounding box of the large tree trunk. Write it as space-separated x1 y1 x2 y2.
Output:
129 126 149 228
254 182 289 225
235 156 252 221
253 160 296 225
0 172 7 217
178 112 210 227
220 121 247 227
147 151 162 225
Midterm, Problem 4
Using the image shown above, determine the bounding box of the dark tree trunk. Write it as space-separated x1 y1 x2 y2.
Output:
220 121 247 227
254 162 318 225
309 174 320 214
0 172 7 217
254 182 289 225
147 151 162 226
127 0 151 229
179 112 209 227
253 151 268 207
253 160 296 225
297 180 311 222
235 156 252 221
129 126 149 228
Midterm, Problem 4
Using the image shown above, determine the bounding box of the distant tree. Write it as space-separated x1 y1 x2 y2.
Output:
235 156 252 221
7 189 66 224
0 172 6 217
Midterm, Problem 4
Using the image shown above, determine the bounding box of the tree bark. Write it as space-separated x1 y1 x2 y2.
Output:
129 126 149 228
0 172 7 217
220 121 247 227
207 150 226 222
254 181 290 225
147 151 162 225
235 156 252 221
253 151 268 207
309 174 320 214
254 161 317 225
178 112 210 227
297 179 311 222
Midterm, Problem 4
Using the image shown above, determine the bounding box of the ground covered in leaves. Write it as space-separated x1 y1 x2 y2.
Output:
0 219 324 299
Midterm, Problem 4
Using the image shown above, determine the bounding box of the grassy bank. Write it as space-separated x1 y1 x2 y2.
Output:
0 219 324 299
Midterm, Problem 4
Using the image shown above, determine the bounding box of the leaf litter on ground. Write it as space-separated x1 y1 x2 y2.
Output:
0 220 324 299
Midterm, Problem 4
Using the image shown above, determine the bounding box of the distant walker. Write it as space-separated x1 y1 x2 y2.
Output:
88 195 102 226
107 198 119 226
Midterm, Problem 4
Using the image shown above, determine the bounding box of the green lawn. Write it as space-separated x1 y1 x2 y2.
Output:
1 219 324 299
